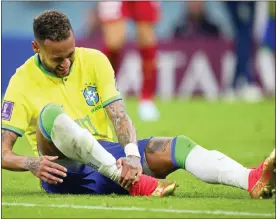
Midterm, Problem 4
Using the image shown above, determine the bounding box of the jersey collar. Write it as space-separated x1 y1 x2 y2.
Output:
34 54 73 79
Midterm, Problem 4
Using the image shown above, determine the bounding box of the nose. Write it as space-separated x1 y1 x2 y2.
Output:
60 58 70 69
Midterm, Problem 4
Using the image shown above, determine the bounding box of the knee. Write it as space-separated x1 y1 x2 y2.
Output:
103 22 125 50
40 104 63 119
104 38 124 51
39 103 64 140
136 22 156 47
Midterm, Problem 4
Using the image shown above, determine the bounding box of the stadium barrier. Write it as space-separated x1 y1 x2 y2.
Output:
2 37 271 100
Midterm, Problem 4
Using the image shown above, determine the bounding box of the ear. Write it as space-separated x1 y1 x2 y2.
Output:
32 41 40 53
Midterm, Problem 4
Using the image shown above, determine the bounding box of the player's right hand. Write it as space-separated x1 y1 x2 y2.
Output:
26 155 67 184
116 155 142 189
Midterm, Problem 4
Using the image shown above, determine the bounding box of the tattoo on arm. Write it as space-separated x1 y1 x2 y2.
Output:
146 138 172 154
105 100 137 147
1 129 38 172
1 129 18 160
23 157 41 174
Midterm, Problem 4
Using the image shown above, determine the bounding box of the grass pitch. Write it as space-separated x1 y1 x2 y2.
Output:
2 98 275 218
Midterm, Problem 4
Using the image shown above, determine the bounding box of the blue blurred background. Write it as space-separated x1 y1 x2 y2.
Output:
2 1 233 39
2 1 275 101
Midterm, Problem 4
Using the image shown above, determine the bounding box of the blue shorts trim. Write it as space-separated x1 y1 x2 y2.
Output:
38 105 52 142
170 137 180 168
41 138 152 195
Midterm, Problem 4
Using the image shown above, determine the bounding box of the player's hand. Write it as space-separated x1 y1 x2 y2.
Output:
116 155 142 189
26 156 67 184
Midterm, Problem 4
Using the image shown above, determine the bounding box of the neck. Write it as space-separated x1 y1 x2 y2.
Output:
37 54 57 76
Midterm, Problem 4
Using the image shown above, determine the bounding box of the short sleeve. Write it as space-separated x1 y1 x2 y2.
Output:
1 76 32 136
94 51 121 107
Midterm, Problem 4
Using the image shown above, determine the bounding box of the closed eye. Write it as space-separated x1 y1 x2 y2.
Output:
53 57 64 63
67 51 75 59
52 51 75 63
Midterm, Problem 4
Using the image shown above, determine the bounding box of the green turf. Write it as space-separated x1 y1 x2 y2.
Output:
2 98 275 218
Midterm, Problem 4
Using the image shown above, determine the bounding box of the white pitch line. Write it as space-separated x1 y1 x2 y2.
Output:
2 202 275 217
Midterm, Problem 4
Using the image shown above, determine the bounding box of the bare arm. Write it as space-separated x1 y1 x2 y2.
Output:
105 100 137 148
105 99 142 187
2 129 28 171
2 129 67 184
2 129 42 172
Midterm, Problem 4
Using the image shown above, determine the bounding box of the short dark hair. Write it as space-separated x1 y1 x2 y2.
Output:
33 10 72 42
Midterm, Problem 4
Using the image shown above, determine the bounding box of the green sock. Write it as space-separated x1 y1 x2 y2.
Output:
38 104 64 141
171 135 197 169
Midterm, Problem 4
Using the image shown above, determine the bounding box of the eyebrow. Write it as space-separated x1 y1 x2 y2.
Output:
52 50 75 60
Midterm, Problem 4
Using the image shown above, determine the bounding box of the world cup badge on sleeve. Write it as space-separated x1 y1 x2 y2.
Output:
2 101 14 121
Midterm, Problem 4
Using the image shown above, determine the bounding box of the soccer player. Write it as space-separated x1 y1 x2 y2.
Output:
1 10 175 197
97 1 160 121
2 10 275 199
225 2 262 102
257 1 275 95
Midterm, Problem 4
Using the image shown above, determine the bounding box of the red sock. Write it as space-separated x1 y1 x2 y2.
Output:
139 45 158 101
129 174 158 196
102 47 121 77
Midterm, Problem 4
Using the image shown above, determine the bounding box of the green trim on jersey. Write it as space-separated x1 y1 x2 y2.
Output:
34 54 73 78
102 95 122 107
34 54 59 78
2 124 25 136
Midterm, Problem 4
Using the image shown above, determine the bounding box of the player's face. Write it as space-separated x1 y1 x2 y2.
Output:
33 30 76 77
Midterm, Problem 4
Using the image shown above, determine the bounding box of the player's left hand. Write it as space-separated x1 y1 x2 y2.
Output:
116 155 142 189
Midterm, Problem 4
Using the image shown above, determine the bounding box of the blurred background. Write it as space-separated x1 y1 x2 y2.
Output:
1 4 276 214
2 1 275 102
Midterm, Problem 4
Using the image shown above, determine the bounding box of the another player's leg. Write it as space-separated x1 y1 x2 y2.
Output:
225 2 262 102
143 136 275 199
134 2 160 121
257 13 275 95
98 2 126 76
101 19 126 75
136 22 159 121
37 103 176 196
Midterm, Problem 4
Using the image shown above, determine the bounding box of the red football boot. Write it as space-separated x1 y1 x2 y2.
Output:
129 174 176 197
248 149 276 199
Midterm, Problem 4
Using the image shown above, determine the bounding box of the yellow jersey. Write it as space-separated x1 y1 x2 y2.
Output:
2 47 121 157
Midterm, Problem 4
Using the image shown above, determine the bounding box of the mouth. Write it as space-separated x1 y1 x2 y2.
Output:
57 67 69 76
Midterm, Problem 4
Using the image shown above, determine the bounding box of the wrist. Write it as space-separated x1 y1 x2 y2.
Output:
23 156 38 171
124 143 141 158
